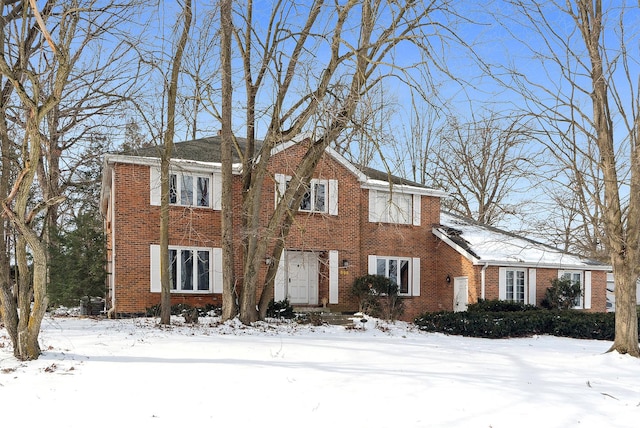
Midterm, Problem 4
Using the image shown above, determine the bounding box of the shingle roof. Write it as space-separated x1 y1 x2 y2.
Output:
121 136 438 191
435 211 610 269
123 135 247 163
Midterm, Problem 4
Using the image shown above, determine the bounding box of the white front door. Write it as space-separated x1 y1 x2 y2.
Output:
453 277 469 312
287 252 318 305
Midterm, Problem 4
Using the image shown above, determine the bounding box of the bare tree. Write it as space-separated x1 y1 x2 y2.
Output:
429 112 538 226
219 0 237 321
158 0 192 325
0 1 86 359
488 0 639 355
396 100 442 186
210 0 458 323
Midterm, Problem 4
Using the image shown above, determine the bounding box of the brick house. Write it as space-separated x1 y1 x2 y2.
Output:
100 136 611 320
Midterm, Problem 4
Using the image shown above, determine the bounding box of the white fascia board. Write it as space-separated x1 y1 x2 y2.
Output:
473 259 612 271
363 179 448 198
103 153 241 174
432 228 480 264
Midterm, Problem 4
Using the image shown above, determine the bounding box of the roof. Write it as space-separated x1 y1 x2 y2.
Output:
108 135 447 198
434 211 610 270
123 135 246 163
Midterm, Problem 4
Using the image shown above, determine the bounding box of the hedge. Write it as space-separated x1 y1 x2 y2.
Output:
414 310 618 340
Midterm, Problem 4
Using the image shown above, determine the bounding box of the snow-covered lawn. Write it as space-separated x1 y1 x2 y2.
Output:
1 315 639 427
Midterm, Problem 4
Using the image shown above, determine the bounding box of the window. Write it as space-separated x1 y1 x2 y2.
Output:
560 271 583 308
151 245 221 294
291 178 327 213
169 173 210 207
369 190 417 225
505 269 526 303
373 256 412 295
274 174 338 215
499 268 529 304
168 247 212 292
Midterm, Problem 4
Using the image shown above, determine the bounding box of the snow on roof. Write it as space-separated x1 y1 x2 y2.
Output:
435 212 610 270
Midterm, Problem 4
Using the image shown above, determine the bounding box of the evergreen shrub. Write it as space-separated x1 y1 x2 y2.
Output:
467 299 540 312
145 303 220 318
267 299 295 319
351 274 404 321
414 310 617 340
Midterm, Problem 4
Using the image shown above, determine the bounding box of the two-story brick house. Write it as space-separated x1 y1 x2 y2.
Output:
100 136 611 320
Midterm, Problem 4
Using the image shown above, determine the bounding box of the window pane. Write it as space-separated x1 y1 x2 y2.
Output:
197 251 210 290
377 258 386 277
169 249 177 290
314 182 326 212
388 259 398 285
376 193 390 222
197 177 209 207
181 250 193 290
300 187 312 211
506 270 514 300
169 174 177 204
399 259 409 294
516 271 525 303
396 194 412 224
181 175 193 205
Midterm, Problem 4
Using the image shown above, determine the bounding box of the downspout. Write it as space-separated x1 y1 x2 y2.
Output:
110 169 117 314
481 263 489 300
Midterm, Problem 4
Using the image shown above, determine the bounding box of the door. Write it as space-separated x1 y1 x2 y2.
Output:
287 252 318 305
453 276 469 312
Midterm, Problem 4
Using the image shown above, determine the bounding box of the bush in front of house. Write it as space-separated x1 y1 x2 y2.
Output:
145 303 220 318
467 299 540 313
351 274 404 321
266 298 295 319
541 277 582 309
414 309 617 340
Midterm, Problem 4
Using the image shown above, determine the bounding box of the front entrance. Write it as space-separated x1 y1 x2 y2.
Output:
287 251 319 305
453 277 469 312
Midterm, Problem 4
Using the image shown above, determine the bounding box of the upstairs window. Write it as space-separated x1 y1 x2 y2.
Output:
369 189 419 225
294 179 327 213
170 173 210 208
274 174 338 215
172 174 210 207
150 166 221 209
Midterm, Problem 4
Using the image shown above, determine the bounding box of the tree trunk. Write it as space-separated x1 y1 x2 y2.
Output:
159 0 192 325
575 2 640 356
220 0 238 321
609 263 639 356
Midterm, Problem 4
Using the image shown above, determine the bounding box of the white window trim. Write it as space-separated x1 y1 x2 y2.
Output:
274 174 338 215
170 172 212 208
150 244 221 294
558 270 591 309
498 267 529 304
368 189 418 225
367 255 420 297
150 166 221 210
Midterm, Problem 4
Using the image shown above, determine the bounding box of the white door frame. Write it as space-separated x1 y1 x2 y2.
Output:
286 251 319 305
453 276 469 312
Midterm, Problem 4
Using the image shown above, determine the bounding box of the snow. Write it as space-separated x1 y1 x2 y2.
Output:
439 212 605 268
1 315 639 427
